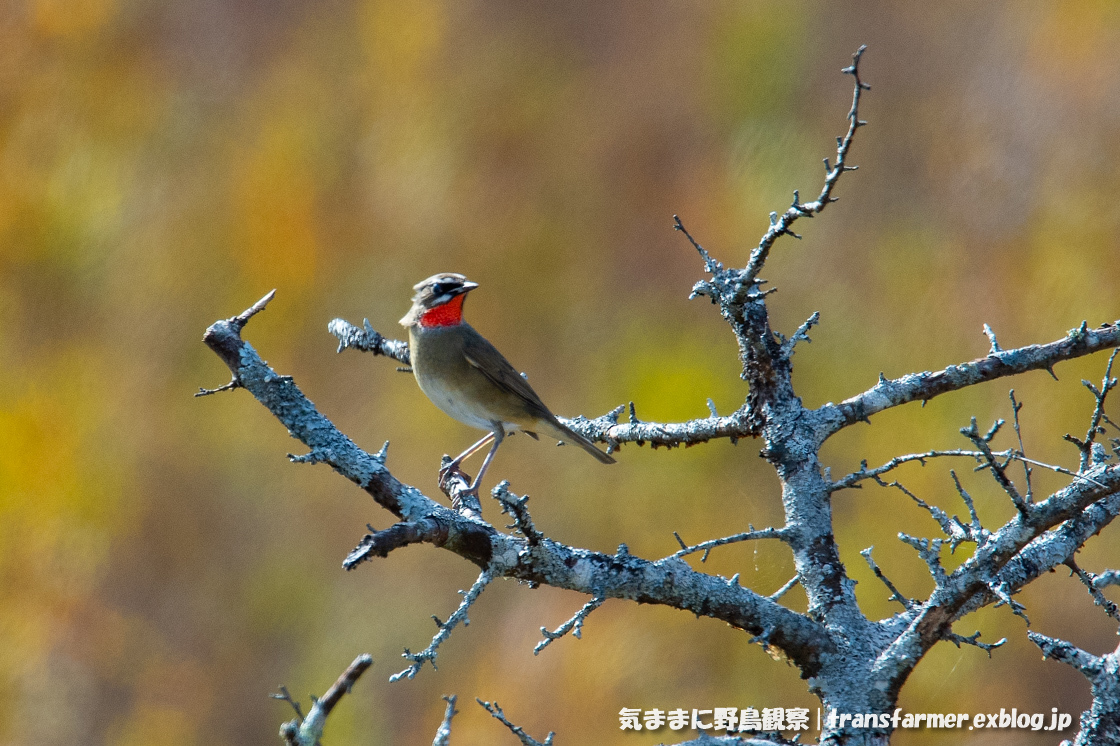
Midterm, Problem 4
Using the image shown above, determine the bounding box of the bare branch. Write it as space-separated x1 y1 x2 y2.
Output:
960 418 1029 513
1029 631 1103 677
327 317 411 366
824 320 1120 433
675 214 723 275
343 518 449 569
861 547 914 610
493 482 544 546
203 300 830 669
534 595 604 654
983 323 1002 354
1069 348 1120 472
432 695 457 746
1029 632 1120 745
832 446 1105 494
769 574 800 601
898 534 947 586
781 311 820 357
1066 560 1120 623
670 526 790 562
477 700 555 746
1094 570 1120 589
277 654 373 746
742 45 869 283
945 630 1005 657
562 406 755 450
392 570 494 682
871 474 974 550
1007 390 1034 501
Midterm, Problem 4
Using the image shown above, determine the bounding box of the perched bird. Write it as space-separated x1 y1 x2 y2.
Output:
400 272 615 495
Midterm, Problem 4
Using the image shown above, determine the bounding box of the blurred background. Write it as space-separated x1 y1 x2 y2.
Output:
2 0 1119 743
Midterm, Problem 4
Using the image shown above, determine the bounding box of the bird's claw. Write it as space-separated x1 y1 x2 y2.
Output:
438 462 473 493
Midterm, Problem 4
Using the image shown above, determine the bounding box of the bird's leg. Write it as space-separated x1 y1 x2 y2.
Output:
440 432 495 478
467 424 505 495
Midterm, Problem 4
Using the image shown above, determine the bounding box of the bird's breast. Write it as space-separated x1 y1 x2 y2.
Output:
409 325 517 432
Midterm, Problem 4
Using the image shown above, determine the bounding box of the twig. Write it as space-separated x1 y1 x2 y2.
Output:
782 311 821 357
1093 570 1120 589
961 418 1029 513
1028 631 1103 677
277 654 373 746
535 596 605 655
432 695 458 746
742 45 869 283
833 446 1106 494
1008 390 1034 501
327 317 412 366
670 526 789 562
861 547 914 610
493 482 544 546
945 630 1006 657
195 289 277 397
1066 348 1120 472
392 570 494 681
1066 560 1120 623
770 574 801 601
871 475 974 550
675 214 723 274
898 534 947 585
477 700 555 746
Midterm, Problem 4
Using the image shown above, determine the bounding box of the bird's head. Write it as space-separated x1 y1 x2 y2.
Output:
399 273 479 328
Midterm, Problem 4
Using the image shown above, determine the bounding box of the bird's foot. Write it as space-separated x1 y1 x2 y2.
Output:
438 461 473 493
438 463 482 517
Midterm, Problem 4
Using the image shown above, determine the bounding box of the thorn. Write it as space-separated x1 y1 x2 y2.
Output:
707 398 718 417
628 401 639 425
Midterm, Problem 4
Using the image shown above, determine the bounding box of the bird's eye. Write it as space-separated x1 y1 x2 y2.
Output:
430 283 446 296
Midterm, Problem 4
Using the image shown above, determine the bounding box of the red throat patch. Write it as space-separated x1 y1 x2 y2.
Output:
418 294 465 327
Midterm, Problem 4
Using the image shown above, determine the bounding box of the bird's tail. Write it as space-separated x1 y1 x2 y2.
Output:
543 419 616 464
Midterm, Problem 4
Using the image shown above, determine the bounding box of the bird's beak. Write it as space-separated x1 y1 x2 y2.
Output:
457 281 479 294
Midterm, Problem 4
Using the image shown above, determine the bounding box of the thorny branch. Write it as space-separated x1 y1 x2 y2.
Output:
740 45 870 284
204 293 827 678
200 45 1120 746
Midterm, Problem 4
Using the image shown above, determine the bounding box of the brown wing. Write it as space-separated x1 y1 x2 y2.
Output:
460 324 557 422
461 324 616 465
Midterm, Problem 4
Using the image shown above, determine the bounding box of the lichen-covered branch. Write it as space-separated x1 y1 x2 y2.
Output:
821 321 1120 434
432 695 457 746
1029 633 1120 746
477 700 555 746
741 45 869 284
392 570 494 681
202 294 829 676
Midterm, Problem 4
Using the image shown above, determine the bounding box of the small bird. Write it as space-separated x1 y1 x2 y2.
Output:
400 272 614 495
